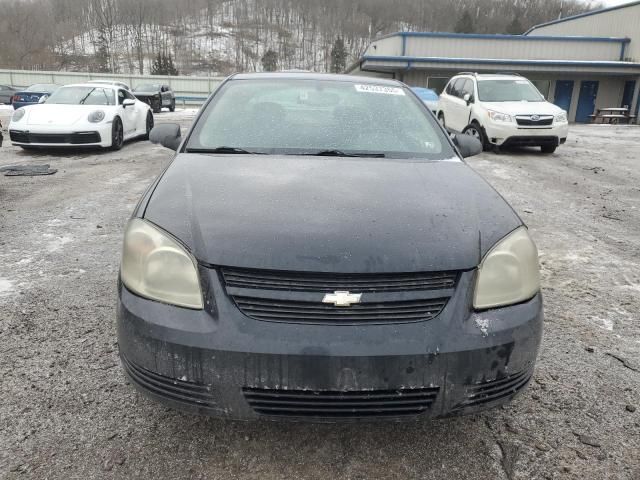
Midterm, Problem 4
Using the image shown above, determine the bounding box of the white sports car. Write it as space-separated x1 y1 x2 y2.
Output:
8 83 153 150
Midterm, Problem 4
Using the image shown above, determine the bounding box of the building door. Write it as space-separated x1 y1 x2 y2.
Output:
621 80 636 109
575 81 599 123
553 80 574 113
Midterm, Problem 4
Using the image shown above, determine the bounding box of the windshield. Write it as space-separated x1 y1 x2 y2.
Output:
187 79 453 160
45 86 115 105
135 84 160 91
27 84 58 92
477 79 544 102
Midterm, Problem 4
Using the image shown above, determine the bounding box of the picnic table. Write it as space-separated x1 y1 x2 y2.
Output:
589 107 637 124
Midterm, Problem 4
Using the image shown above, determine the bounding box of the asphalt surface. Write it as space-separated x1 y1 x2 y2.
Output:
0 110 638 479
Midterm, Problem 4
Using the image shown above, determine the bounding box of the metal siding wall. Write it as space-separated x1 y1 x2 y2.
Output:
528 5 640 60
404 36 621 61
367 37 403 56
0 69 224 104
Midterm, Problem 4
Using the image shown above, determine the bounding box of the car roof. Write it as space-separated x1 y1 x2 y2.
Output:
453 73 526 81
60 83 119 90
231 72 403 86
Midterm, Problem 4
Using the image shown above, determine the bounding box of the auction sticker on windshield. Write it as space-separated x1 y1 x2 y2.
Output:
355 84 405 95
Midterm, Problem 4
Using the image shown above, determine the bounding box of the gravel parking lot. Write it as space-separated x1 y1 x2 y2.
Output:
1 110 638 480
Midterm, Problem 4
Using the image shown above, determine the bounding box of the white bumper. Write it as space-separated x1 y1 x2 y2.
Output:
8 122 113 148
484 121 569 147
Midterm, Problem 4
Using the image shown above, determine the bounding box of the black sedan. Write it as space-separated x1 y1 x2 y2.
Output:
133 83 175 113
117 73 542 421
11 83 60 109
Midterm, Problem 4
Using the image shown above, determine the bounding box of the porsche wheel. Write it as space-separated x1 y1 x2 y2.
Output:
110 117 124 151
142 111 154 140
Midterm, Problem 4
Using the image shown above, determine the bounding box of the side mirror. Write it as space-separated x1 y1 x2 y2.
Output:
463 93 473 105
453 133 483 158
122 98 135 108
149 123 181 150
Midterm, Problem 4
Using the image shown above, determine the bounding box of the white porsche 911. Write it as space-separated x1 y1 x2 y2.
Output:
8 83 153 150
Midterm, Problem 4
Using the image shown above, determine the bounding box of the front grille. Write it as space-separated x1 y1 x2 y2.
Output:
9 131 101 144
221 267 457 292
515 115 554 127
233 296 447 323
243 386 440 418
454 369 532 410
121 354 217 410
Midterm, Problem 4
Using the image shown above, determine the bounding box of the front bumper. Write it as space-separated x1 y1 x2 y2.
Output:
9 124 112 148
484 121 569 147
117 270 543 422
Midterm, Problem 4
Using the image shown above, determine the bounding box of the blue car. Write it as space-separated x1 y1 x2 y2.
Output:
12 84 60 109
411 87 440 114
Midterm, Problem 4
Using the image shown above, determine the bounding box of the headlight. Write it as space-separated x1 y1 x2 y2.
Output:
555 112 568 123
88 110 105 123
487 110 512 123
121 219 203 309
474 227 540 309
12 108 25 122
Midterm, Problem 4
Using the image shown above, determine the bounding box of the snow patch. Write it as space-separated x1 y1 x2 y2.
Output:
591 316 614 331
43 234 73 253
0 278 14 296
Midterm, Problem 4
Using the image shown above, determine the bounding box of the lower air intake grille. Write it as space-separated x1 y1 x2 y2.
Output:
455 369 532 410
233 296 448 324
121 354 217 410
243 386 440 418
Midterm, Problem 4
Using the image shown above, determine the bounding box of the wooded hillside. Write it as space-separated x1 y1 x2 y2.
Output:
0 0 601 75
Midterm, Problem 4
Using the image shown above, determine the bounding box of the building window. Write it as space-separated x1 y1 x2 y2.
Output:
427 77 449 95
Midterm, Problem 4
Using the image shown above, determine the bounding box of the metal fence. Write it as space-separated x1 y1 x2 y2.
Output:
0 69 226 105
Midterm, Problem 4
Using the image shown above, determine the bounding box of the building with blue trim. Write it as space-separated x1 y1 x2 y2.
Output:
347 1 640 123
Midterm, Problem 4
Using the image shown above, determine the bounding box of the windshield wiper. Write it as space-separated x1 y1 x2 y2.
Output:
185 146 265 155
306 149 386 158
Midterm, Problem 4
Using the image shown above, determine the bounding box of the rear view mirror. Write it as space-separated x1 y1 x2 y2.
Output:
463 93 472 105
123 99 135 107
453 133 483 158
149 123 181 150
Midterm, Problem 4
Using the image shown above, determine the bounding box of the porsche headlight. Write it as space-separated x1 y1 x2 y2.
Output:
121 218 203 309
555 112 568 123
487 110 512 123
474 227 540 309
88 110 105 123
12 108 25 122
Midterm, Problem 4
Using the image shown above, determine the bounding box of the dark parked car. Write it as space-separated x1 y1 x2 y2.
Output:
0 84 18 104
118 73 542 421
12 84 60 109
133 83 175 113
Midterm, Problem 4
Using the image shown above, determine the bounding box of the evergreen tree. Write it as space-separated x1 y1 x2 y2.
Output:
151 52 178 76
330 37 348 73
454 11 474 34
506 16 524 35
261 49 278 71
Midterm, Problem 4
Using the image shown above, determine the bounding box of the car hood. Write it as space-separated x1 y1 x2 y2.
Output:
21 104 100 126
143 154 522 273
481 101 564 116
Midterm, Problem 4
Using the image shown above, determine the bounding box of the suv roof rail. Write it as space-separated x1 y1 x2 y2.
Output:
492 72 522 76
457 72 477 76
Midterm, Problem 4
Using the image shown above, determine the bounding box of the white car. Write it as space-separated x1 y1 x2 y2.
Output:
8 83 153 150
437 73 569 154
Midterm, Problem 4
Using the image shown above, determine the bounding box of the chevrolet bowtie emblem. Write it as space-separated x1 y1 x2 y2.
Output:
322 291 362 307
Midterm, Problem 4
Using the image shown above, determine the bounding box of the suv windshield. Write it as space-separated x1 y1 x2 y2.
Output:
477 79 544 102
46 86 115 105
187 79 454 159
